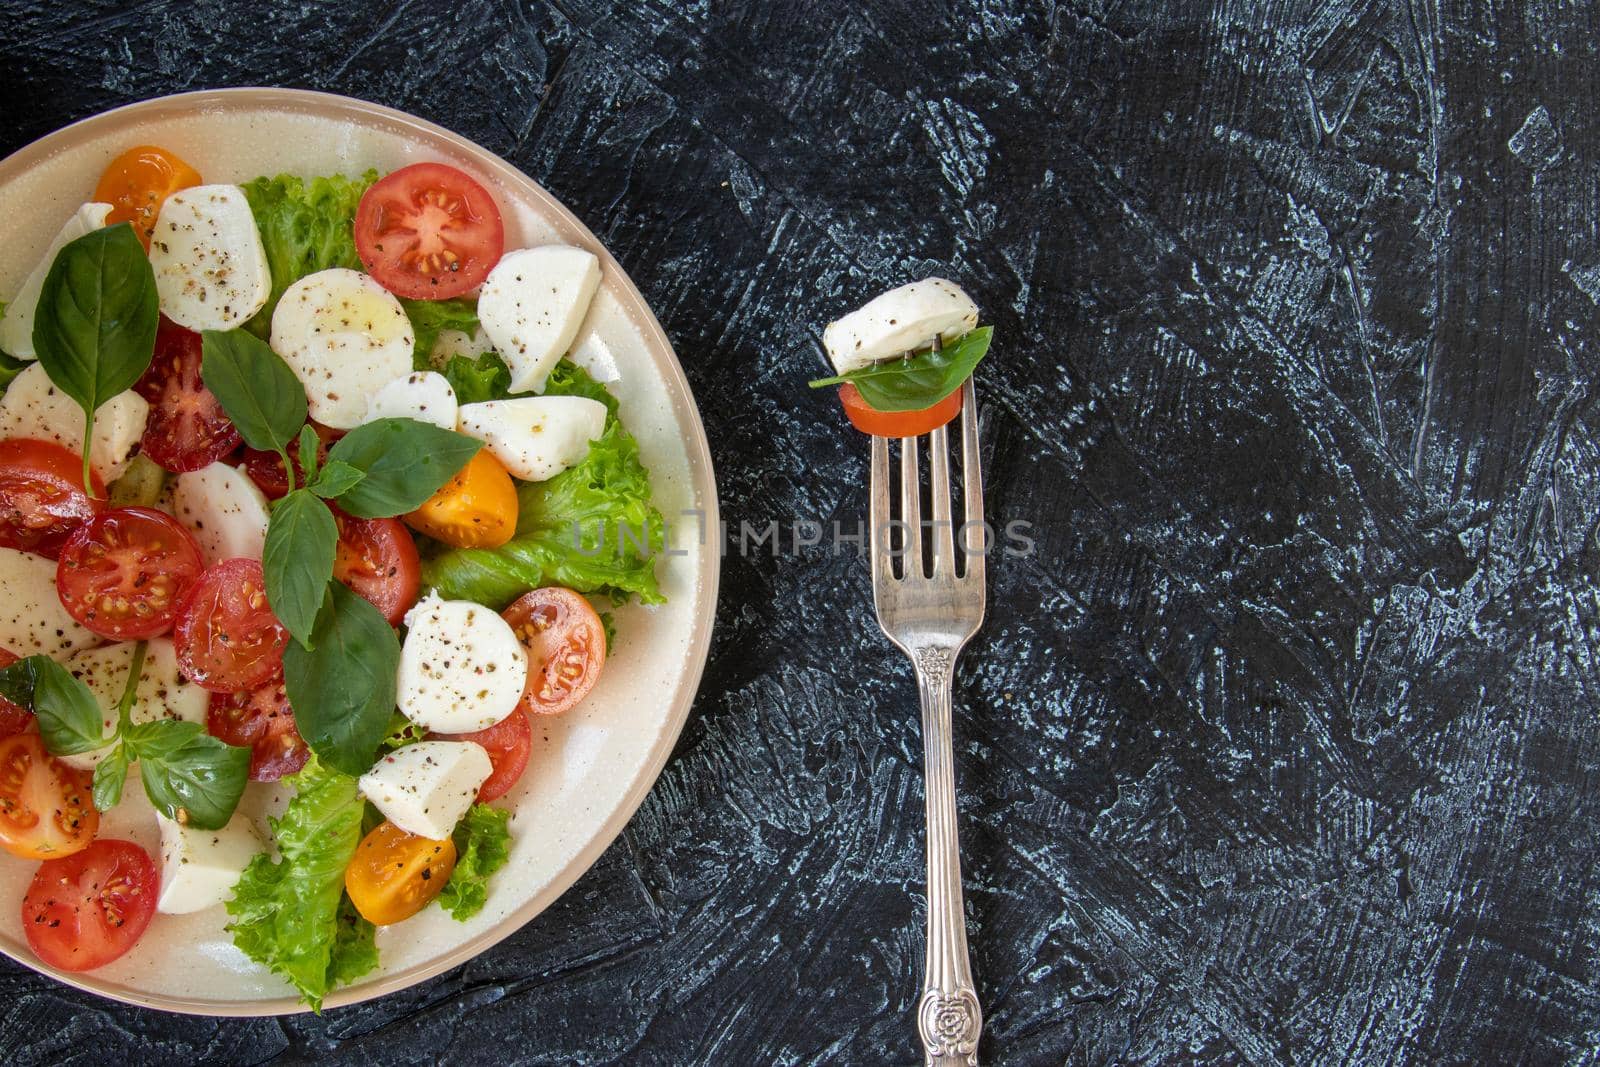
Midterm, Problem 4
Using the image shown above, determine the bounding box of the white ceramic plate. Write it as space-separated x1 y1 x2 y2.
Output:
0 89 718 1014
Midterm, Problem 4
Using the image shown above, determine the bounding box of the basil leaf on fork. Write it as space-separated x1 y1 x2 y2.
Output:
808 326 992 412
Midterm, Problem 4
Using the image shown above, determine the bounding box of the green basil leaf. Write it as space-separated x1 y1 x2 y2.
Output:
297 424 320 483
0 655 106 756
284 584 400 777
309 460 364 500
327 418 481 519
264 489 338 649
134 719 250 831
202 328 309 453
807 326 992 412
31 223 160 487
92 745 129 811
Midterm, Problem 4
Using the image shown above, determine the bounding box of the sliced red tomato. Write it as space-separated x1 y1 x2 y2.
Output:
207 683 309 782
332 513 420 626
93 146 202 248
354 162 504 300
0 734 97 860
242 423 338 500
432 709 531 802
56 507 204 640
22 838 158 972
838 383 962 437
0 439 104 558
133 319 242 472
0 649 30 738
173 558 288 692
502 588 607 716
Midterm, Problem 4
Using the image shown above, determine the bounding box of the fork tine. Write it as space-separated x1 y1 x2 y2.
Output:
899 434 923 578
869 433 891 586
960 379 984 581
928 421 956 576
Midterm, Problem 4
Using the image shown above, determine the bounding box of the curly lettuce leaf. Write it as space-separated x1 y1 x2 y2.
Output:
438 804 512 921
420 361 665 607
440 350 513 405
402 297 479 370
225 755 375 1010
239 171 377 338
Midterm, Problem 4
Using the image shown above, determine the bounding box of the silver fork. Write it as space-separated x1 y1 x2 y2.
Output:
870 374 986 1067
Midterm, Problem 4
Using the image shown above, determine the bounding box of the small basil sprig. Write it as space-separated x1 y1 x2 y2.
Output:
283 583 401 777
263 488 339 649
0 649 249 830
202 329 308 488
31 223 160 492
325 418 483 518
807 326 992 412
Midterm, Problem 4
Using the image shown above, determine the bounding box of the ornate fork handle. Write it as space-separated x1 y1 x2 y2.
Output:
913 644 982 1066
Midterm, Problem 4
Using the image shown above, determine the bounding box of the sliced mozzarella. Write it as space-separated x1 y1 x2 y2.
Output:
0 547 99 658
57 637 209 769
0 203 113 360
156 810 263 914
822 277 980 375
270 268 414 429
170 462 271 564
0 362 148 482
147 185 272 332
364 371 458 430
359 740 493 840
477 246 601 393
457 396 606 482
396 593 528 732
428 325 494 368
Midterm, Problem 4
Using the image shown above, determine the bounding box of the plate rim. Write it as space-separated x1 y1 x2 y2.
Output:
0 86 721 1016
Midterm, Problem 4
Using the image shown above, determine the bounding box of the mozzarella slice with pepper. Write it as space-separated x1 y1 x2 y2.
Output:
457 396 606 482
359 740 493 839
0 362 148 482
0 202 113 360
156 810 263 914
822 277 980 375
0 547 99 658
364 371 458 430
147 185 271 332
170 461 271 564
57 637 210 770
477 246 601 393
270 268 415 429
396 593 527 732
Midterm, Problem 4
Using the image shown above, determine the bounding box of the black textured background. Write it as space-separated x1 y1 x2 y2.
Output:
2 1 1598 1064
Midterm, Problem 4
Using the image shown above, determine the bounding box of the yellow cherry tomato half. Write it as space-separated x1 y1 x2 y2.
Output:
94 145 202 247
404 450 518 548
344 821 457 926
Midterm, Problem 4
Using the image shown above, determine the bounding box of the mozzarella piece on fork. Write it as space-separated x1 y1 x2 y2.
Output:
822 277 979 375
147 185 272 331
477 246 601 394
270 268 415 429
456 395 606 482
170 461 272 564
57 637 209 770
359 740 493 840
0 547 100 658
0 202 113 360
364 371 458 430
0 362 148 483
395 593 528 733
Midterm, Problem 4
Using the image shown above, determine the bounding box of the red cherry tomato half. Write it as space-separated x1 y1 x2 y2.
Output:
133 318 242 472
22 839 158 972
173 558 289 692
501 587 607 716
432 710 531 802
354 162 504 300
0 438 104 558
241 423 339 501
207 683 309 782
332 513 420 626
56 507 205 639
0 648 31 738
837 383 963 437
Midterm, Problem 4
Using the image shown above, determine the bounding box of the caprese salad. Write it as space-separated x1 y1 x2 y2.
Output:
0 146 663 1007
808 278 993 436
